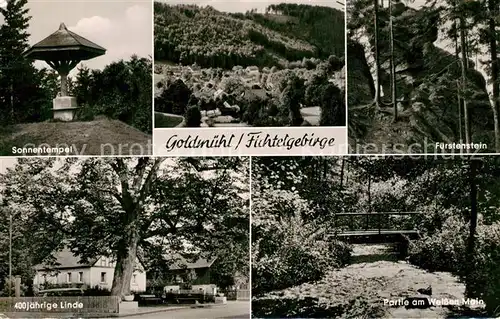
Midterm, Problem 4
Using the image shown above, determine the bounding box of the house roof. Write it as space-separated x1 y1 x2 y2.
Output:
168 255 217 271
35 246 98 270
35 245 145 271
24 23 106 61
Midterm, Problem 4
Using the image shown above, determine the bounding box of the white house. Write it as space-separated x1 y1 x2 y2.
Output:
33 246 146 293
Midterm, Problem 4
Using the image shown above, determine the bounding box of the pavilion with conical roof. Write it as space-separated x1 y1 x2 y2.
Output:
24 23 106 121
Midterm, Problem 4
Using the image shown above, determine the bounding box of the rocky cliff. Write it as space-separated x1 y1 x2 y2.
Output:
348 3 494 151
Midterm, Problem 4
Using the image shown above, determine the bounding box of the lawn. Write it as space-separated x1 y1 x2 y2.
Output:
155 112 184 128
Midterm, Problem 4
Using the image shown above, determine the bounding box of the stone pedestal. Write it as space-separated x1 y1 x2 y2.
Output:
53 96 77 121
214 296 227 304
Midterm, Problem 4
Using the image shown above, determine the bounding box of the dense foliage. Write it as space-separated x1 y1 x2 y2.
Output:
73 56 153 134
252 189 351 296
0 0 57 125
252 158 354 299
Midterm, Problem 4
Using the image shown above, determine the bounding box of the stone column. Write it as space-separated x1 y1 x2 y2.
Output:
60 71 68 96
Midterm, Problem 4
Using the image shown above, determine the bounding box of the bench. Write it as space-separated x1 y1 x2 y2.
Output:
137 294 164 306
163 292 206 304
176 293 203 304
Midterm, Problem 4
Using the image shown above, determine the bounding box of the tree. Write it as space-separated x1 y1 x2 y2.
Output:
0 0 50 124
389 0 397 121
185 105 202 127
459 7 471 149
373 0 381 107
73 65 93 106
1 158 249 298
220 76 246 96
465 159 479 296
486 0 500 152
155 78 191 115
319 83 344 126
280 73 305 126
0 206 41 296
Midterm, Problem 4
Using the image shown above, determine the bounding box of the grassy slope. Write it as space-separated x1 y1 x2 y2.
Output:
0 116 152 156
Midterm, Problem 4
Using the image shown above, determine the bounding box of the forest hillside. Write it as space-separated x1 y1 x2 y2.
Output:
154 2 345 69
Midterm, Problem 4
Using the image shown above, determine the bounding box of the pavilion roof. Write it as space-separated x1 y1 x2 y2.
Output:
24 23 106 61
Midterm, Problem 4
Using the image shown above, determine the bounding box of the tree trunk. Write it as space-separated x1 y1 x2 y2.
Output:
373 0 381 107
367 174 371 229
455 22 464 142
389 0 397 121
459 15 471 150
110 229 140 298
10 82 14 126
340 158 345 190
323 158 328 181
108 158 162 298
489 0 500 152
465 159 478 297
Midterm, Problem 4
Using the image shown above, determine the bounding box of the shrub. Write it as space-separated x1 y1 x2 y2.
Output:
1 278 28 297
84 286 111 296
185 106 202 127
253 243 327 295
458 222 500 315
319 83 344 126
73 57 153 134
408 216 500 315
252 189 351 296
408 214 467 273
252 295 386 318
74 103 96 121
327 55 344 72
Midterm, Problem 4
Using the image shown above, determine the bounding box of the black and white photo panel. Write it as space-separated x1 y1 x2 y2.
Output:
0 0 153 156
153 0 347 156
347 0 498 154
0 157 250 319
251 156 499 318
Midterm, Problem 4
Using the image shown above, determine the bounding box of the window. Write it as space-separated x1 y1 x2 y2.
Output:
132 274 137 284
100 272 107 283
78 272 83 283
42 274 47 284
101 258 106 266
67 273 72 283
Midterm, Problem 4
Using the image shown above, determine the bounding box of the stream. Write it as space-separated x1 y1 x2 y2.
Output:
345 243 486 318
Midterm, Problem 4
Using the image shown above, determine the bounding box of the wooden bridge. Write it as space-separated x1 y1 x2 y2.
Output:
328 211 424 243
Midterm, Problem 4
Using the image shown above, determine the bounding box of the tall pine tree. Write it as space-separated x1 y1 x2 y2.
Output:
0 0 50 125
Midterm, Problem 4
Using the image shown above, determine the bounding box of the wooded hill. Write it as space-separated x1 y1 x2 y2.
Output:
154 2 345 69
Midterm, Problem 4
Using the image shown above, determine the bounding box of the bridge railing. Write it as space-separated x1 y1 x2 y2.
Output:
331 211 424 235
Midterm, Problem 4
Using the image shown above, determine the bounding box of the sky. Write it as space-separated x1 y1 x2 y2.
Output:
158 0 344 12
0 0 152 74
0 158 17 174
